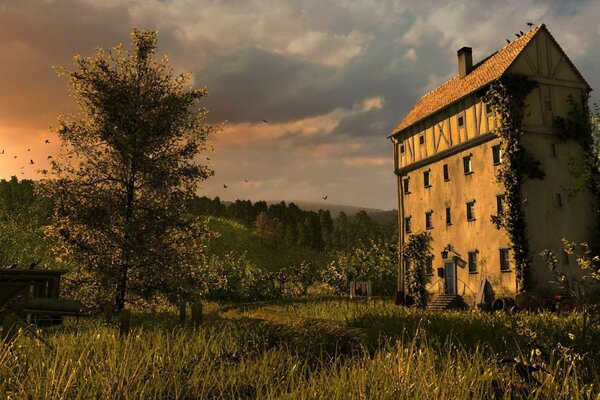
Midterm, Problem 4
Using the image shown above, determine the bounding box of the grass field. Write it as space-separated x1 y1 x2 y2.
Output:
206 217 332 271
1 299 599 399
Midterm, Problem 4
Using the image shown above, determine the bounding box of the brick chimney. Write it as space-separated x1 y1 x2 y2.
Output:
457 47 473 78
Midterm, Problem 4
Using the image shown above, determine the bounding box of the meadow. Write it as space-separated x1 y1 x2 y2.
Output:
2 298 599 399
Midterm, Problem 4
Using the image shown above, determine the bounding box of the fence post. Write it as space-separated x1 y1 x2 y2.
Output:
119 309 131 337
178 301 187 323
1 315 19 346
191 303 203 328
103 303 113 323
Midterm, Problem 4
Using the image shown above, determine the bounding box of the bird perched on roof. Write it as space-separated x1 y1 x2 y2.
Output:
520 30 524 35
515 33 521 38
506 39 511 44
527 22 534 27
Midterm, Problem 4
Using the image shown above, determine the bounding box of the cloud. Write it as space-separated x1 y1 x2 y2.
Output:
284 30 373 67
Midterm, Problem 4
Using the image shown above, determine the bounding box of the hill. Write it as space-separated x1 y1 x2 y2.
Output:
265 201 397 224
206 216 332 271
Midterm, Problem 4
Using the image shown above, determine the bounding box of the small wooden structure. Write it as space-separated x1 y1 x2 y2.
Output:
349 281 372 298
0 269 81 326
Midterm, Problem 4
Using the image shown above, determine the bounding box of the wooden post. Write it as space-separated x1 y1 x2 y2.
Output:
119 309 131 337
178 301 187 323
1 315 19 346
103 303 113 323
191 303 203 328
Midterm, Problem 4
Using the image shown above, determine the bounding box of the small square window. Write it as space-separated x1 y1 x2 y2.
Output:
424 170 431 187
425 256 434 276
485 102 493 116
466 201 475 221
492 145 502 165
400 144 405 154
468 251 478 273
496 194 505 215
554 193 563 208
445 207 452 225
419 135 425 145
463 155 472 174
544 98 553 113
458 113 465 128
499 248 510 272
443 164 450 181
425 211 433 229
562 249 570 265
550 143 558 158
405 216 412 233
403 178 410 194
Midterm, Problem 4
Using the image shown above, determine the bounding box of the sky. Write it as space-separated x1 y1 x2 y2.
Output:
1 0 600 210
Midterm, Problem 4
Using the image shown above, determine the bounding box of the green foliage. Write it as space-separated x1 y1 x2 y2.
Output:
323 239 397 295
484 74 538 290
402 231 432 307
39 28 215 311
253 212 285 249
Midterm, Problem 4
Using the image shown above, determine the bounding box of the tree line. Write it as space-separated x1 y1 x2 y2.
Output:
189 196 397 253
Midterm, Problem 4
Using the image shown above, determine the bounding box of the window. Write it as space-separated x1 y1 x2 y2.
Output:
423 170 431 187
443 164 450 181
403 178 410 194
466 201 475 221
468 251 478 274
419 135 425 145
425 256 434 275
457 113 465 129
463 155 472 174
499 248 510 272
554 193 563 208
492 145 502 165
404 216 412 233
445 207 452 225
544 98 553 113
485 102 493 116
400 144 405 154
496 194 505 215
425 211 433 229
562 250 570 265
550 143 558 158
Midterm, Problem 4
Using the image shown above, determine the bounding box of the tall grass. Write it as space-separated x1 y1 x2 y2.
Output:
1 299 598 399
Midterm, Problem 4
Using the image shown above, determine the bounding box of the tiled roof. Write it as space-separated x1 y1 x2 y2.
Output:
391 25 544 136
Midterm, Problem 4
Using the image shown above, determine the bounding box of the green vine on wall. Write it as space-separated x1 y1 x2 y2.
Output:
555 93 600 253
484 74 539 291
403 231 432 307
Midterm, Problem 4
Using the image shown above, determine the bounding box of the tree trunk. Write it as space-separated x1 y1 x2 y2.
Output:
115 178 135 312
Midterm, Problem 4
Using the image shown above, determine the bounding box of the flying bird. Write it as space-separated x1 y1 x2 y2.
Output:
206 157 211 161
244 179 248 183
262 119 269 123
47 156 52 159
223 184 228 189
13 156 17 159
29 159 34 164
527 22 534 27
45 139 50 143
323 196 328 200
0 150 4 154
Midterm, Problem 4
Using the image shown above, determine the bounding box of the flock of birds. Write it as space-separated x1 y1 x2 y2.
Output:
0 138 52 175
506 22 536 43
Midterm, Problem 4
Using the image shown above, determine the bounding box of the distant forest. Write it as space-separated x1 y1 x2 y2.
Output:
189 196 397 253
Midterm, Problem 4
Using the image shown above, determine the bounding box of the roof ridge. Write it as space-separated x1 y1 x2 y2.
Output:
390 24 545 136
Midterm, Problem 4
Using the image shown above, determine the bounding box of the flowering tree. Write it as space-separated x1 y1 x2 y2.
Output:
39 29 216 311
